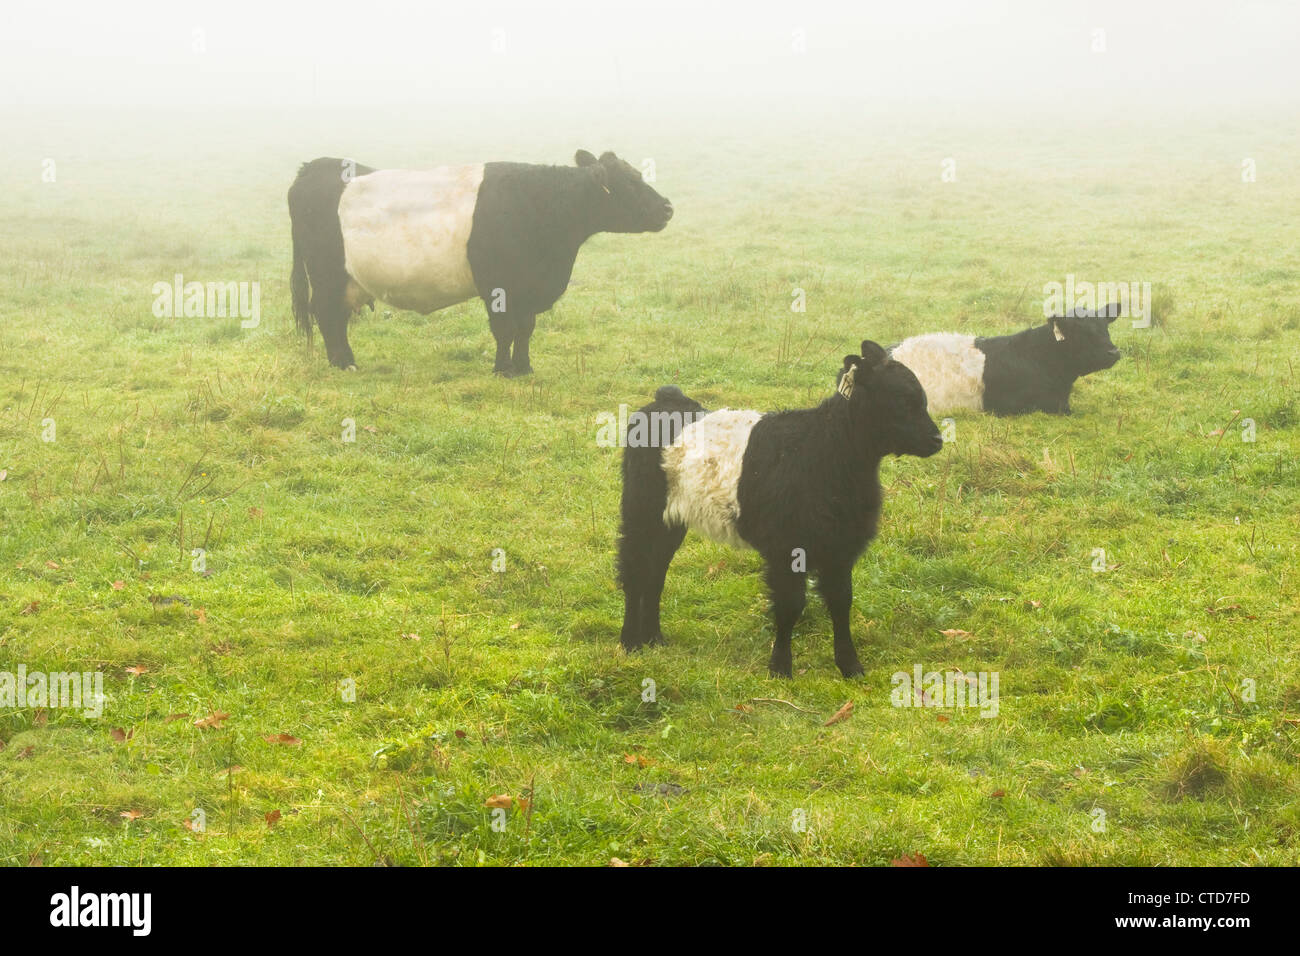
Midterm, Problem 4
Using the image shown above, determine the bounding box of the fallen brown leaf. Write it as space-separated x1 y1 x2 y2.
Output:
120 810 143 821
194 710 230 730
164 712 191 723
125 665 148 676
484 794 513 809
109 727 133 742
940 628 973 639
265 809 281 828
111 580 125 590
20 601 39 615
891 852 929 867
824 700 854 726
989 789 1006 799
264 733 301 746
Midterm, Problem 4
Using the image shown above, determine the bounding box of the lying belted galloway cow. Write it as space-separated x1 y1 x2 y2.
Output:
887 303 1123 415
288 150 673 375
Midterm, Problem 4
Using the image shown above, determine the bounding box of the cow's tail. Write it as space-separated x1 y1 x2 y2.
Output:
287 157 367 340
290 214 312 338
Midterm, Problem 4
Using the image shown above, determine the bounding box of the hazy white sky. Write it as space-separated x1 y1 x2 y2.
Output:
1 0 1297 109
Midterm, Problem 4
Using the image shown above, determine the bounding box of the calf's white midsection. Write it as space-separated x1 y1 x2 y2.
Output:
661 409 762 550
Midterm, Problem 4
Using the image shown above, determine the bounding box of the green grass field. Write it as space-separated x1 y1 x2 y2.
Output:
2 104 1298 866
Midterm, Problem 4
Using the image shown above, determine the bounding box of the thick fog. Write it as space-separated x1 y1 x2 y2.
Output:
2 0 1297 111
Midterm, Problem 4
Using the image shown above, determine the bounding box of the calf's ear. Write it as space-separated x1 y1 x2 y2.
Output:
575 150 598 167
860 340 888 365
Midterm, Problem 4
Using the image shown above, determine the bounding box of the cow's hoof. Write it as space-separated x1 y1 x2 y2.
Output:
511 365 534 377
768 655 793 679
345 365 358 372
493 367 515 378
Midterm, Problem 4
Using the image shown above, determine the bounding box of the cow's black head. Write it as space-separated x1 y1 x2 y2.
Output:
576 149 673 233
836 340 944 459
1049 302 1122 375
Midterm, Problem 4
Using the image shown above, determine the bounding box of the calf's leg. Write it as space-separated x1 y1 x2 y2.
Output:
640 525 686 645
619 518 683 650
766 564 807 678
817 565 863 678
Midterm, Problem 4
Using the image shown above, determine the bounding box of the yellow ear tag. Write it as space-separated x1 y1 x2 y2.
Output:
602 185 611 194
1053 322 1065 341
837 364 856 400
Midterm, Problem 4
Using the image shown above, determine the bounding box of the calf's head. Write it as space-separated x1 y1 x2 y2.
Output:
576 149 673 233
836 340 944 458
1049 303 1122 375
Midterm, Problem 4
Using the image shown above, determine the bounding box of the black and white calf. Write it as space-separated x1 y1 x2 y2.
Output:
617 342 944 678
288 150 673 375
888 304 1123 415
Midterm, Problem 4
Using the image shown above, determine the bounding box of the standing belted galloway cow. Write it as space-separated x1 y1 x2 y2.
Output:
288 150 673 375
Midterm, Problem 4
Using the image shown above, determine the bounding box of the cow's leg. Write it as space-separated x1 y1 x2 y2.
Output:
766 564 807 678
510 313 537 376
312 282 356 371
488 311 514 376
817 564 863 678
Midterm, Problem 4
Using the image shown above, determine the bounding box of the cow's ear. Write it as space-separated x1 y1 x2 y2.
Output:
575 150 598 167
860 340 888 366
1103 302 1121 323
